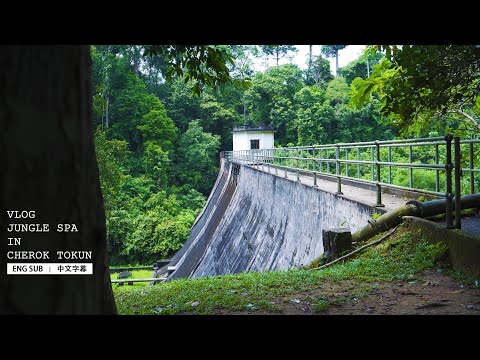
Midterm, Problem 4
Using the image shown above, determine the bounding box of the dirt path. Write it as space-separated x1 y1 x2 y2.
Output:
216 270 480 315
324 271 480 315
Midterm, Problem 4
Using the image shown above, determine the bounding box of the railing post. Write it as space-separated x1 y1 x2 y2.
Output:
336 144 342 195
267 149 270 173
470 142 475 194
435 143 440 192
345 147 349 178
388 146 392 184
357 147 360 179
409 144 413 188
371 146 374 181
319 148 322 174
312 147 315 173
445 134 454 229
375 141 384 207
327 148 330 173
305 148 308 171
284 148 288 179
275 149 278 175
302 148 305 170
296 148 300 182
454 137 461 229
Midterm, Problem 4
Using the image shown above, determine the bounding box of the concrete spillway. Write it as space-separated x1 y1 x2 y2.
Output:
157 159 377 280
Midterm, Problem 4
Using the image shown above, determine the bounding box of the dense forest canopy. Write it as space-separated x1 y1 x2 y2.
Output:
92 45 479 265
350 45 480 138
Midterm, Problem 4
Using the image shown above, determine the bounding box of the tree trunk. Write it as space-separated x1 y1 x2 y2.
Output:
105 94 110 128
322 228 352 259
309 45 312 71
242 96 246 125
335 49 339 76
101 102 105 131
0 45 117 314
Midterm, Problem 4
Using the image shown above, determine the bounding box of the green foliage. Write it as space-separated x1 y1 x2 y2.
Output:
229 45 259 80
175 120 221 195
350 45 480 137
162 78 202 133
107 178 206 264
294 86 332 145
92 46 225 264
304 55 333 88
321 45 347 75
199 94 239 150
338 51 383 85
96 62 163 151
326 76 350 106
144 45 244 96
321 45 348 59
245 64 305 145
141 143 170 188
260 45 298 66
137 108 177 150
94 129 129 214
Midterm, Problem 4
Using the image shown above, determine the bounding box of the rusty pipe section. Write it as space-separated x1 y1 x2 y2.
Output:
352 194 480 244
351 204 419 244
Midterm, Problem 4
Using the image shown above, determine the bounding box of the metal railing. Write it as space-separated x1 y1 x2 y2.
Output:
225 135 480 229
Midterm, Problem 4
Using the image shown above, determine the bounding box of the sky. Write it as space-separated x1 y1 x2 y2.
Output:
252 45 366 74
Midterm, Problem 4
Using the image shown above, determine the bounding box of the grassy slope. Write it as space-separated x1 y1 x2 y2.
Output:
113 224 455 315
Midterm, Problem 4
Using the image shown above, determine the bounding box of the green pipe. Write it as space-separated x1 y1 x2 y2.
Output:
353 194 480 244
351 204 419 244
307 194 480 269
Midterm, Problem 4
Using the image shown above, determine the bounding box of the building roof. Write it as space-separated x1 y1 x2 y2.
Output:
232 125 275 133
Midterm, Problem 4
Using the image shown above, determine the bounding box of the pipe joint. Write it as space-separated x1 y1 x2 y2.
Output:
406 199 423 217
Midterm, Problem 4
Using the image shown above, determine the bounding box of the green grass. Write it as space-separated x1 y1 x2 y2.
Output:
110 270 154 288
113 225 448 315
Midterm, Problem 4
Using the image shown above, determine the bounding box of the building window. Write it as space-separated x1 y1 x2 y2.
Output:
250 139 260 149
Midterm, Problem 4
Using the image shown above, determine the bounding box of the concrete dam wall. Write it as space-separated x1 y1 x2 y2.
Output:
158 160 376 280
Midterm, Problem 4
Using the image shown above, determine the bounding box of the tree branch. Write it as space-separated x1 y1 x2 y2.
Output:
454 109 479 127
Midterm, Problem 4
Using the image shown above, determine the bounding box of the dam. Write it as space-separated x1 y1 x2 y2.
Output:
155 136 480 280
156 157 397 279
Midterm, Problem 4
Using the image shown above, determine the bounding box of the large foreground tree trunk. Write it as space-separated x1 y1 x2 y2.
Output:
0 46 116 314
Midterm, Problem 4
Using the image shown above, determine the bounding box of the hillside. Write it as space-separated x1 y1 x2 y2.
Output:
113 223 480 315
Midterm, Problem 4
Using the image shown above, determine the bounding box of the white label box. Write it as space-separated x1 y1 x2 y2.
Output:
7 263 93 275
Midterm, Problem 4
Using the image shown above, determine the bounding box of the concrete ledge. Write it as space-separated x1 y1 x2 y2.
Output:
402 216 480 277
248 163 441 201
